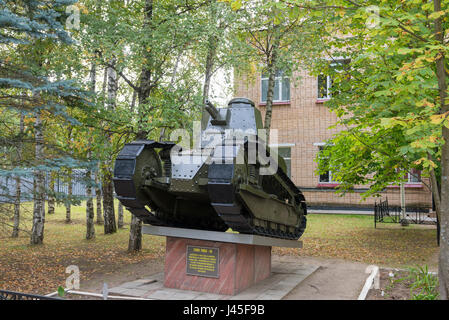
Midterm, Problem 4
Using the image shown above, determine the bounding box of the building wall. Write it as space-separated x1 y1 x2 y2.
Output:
234 70 433 209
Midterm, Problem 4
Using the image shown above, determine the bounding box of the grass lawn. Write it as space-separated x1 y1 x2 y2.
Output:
0 202 439 294
275 214 438 268
0 201 166 294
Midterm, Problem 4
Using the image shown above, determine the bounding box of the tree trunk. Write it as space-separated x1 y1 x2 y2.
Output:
439 127 449 300
429 159 441 223
12 114 24 238
118 202 124 229
131 90 137 112
263 34 280 146
86 168 95 240
430 166 442 246
95 170 103 224
107 59 117 109
128 215 142 252
101 57 118 234
128 0 154 251
47 171 56 214
65 169 72 223
102 169 116 234
136 0 154 139
199 0 220 130
86 57 96 240
202 35 217 105
159 50 183 141
30 108 45 245
12 175 21 238
434 0 449 299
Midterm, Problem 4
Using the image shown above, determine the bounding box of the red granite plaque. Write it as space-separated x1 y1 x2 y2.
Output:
164 236 271 295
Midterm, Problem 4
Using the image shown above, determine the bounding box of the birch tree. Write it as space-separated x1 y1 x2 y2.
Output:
47 171 56 215
86 57 97 240
102 60 118 234
95 171 103 224
11 114 24 238
0 0 91 243
229 0 318 143
31 100 45 244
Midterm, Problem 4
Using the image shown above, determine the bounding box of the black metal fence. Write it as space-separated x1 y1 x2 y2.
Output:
403 206 434 224
0 169 97 204
374 198 437 227
0 289 62 300
374 197 400 228
374 197 439 245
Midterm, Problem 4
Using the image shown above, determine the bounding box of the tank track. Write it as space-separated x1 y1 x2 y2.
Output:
208 163 307 240
113 141 175 226
209 188 306 240
113 141 229 231
216 209 306 240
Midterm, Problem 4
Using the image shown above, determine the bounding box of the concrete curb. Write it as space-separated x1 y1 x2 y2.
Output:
357 265 380 300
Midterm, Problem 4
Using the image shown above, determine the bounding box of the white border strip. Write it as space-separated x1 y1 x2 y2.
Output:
45 289 151 300
357 265 380 300
269 143 296 147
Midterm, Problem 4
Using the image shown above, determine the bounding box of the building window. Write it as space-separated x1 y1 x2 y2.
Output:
319 170 333 183
278 147 291 178
407 170 421 183
317 74 332 99
318 145 334 183
317 59 350 100
261 70 290 103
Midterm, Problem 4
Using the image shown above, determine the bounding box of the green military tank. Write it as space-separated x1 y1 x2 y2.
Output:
113 98 307 240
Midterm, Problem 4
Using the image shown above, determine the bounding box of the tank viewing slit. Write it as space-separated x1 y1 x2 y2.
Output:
113 98 307 240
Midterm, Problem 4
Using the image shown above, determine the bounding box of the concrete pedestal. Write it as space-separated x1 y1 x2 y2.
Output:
143 225 302 296
164 237 271 295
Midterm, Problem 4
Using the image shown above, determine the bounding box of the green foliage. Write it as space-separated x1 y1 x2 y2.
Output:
0 0 76 44
226 0 323 86
57 285 65 297
0 0 94 205
306 0 449 197
405 265 439 300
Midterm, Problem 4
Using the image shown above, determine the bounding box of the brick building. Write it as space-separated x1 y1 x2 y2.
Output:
234 70 433 210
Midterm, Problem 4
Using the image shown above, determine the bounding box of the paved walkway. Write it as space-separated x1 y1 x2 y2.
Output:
282 256 369 300
105 255 369 300
109 260 319 300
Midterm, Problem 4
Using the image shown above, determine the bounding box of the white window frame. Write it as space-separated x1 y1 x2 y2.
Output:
317 58 350 101
317 74 332 100
319 170 335 183
279 147 292 178
261 72 290 103
270 143 296 148
317 144 335 183
407 171 421 183
271 143 294 179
